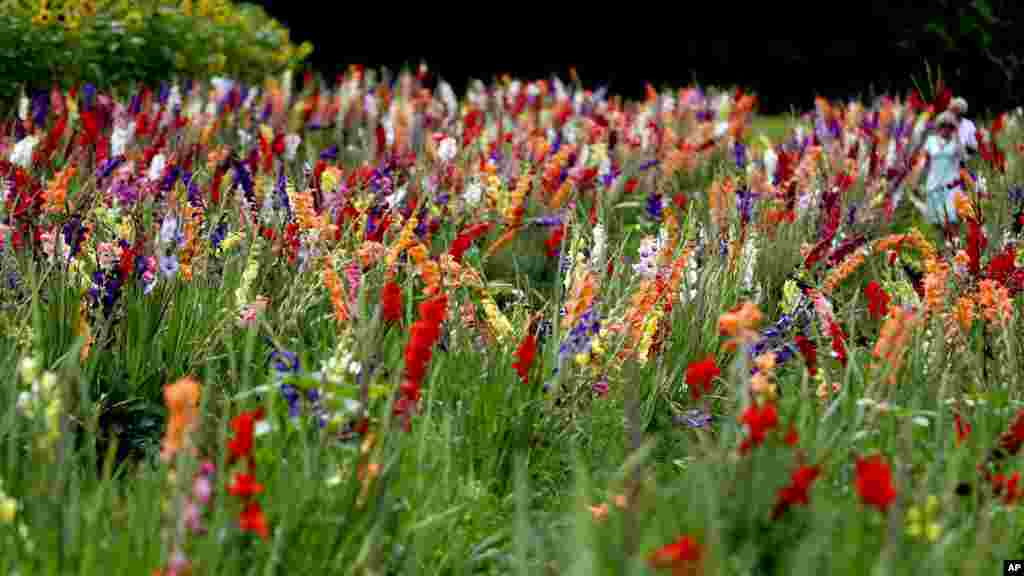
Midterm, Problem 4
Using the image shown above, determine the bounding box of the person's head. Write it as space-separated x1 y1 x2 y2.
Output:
936 111 957 138
949 97 968 117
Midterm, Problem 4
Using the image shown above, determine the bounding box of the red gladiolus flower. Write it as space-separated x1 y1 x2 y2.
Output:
864 281 890 321
228 473 264 498
784 424 800 447
854 454 897 512
648 534 701 573
967 221 987 276
794 335 817 377
685 355 720 401
545 224 565 258
228 408 265 465
992 472 1022 505
771 464 821 519
986 247 1016 284
624 178 639 195
999 409 1024 456
828 321 848 367
238 501 269 540
381 281 403 324
512 331 538 385
954 413 971 447
397 294 448 428
448 223 492 263
739 402 778 454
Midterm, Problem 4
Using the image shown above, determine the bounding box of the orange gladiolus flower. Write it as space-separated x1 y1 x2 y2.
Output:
160 377 201 462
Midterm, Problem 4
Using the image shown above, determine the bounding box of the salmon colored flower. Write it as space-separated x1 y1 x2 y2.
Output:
160 377 201 462
872 306 919 384
855 454 897 512
588 502 609 523
718 301 763 352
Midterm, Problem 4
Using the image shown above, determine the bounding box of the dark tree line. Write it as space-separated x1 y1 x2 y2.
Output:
254 1 1022 116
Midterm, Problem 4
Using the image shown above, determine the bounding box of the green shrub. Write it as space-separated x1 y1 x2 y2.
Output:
0 0 312 101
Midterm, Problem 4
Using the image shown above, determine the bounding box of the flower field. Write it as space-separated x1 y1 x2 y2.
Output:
1 61 1024 575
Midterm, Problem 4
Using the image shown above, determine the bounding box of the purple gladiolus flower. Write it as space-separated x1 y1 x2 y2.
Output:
112 180 139 205
736 186 756 225
96 156 125 180
1009 184 1024 204
31 90 48 127
639 159 659 172
734 142 747 168
675 409 712 429
320 145 338 161
159 254 179 279
83 84 96 112
646 193 663 221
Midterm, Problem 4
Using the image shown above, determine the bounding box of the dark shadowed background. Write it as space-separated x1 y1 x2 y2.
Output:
251 1 1023 116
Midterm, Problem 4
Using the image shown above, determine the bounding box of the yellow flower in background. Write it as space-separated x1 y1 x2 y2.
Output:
906 495 941 542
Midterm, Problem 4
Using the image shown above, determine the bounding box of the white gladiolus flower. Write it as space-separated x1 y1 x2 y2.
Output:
18 97 29 121
385 186 407 209
438 137 457 163
662 96 676 115
590 224 606 272
284 134 302 161
110 122 134 158
147 153 166 182
463 180 482 206
9 136 38 168
763 148 778 182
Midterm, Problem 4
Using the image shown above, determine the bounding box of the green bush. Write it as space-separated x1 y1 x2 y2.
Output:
0 0 312 102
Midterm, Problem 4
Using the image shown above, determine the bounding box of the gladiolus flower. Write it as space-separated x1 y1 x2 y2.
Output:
954 413 971 447
685 355 720 401
160 377 201 462
228 473 264 498
864 281 890 321
794 334 817 376
238 501 269 540
511 331 537 385
739 401 778 454
448 223 492 263
771 465 821 519
228 408 265 466
648 534 701 574
381 281 403 324
855 454 897 512
999 409 1024 455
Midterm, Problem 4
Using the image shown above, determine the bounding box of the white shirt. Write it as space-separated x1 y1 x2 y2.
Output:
959 118 977 151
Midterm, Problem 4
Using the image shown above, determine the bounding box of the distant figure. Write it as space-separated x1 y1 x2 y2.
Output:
949 97 978 159
923 110 965 241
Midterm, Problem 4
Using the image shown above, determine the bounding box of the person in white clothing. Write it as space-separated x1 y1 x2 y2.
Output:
949 97 978 158
923 110 965 243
